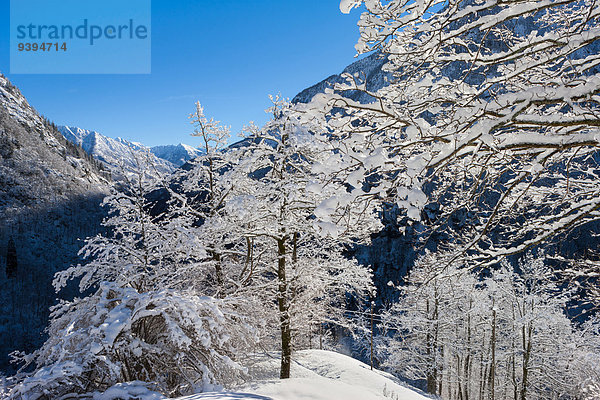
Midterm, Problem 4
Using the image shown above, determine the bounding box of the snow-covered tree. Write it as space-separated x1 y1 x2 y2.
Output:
299 0 600 264
379 251 600 399
175 102 235 295
8 162 257 398
9 283 254 398
557 251 600 313
208 95 379 379
187 100 230 210
379 252 482 397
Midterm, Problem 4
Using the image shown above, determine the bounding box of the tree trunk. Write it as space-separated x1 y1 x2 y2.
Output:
465 301 472 400
277 237 292 379
370 300 374 370
425 297 438 396
479 353 486 400
490 308 496 400
212 251 223 293
319 324 323 350
520 323 533 400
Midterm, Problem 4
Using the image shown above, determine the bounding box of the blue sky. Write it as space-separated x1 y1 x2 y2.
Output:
0 0 365 147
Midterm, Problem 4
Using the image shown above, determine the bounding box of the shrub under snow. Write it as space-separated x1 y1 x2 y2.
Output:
8 283 256 399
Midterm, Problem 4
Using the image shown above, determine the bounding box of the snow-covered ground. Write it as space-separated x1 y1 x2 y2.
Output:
175 350 428 400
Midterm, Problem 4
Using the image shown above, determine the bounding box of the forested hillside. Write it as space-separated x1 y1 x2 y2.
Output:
0 73 110 373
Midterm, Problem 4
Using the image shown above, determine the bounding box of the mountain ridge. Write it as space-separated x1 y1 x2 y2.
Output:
292 52 390 105
150 142 204 166
58 125 203 178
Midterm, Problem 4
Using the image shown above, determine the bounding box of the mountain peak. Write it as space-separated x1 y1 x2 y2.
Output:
58 125 176 180
150 143 204 166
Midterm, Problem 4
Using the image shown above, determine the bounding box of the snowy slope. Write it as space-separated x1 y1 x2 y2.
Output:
0 73 110 373
175 350 428 400
0 74 109 210
59 125 176 179
151 143 204 166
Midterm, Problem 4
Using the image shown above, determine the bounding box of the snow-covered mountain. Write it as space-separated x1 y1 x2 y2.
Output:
58 126 176 180
293 52 390 105
0 73 110 373
151 143 203 166
0 77 109 212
